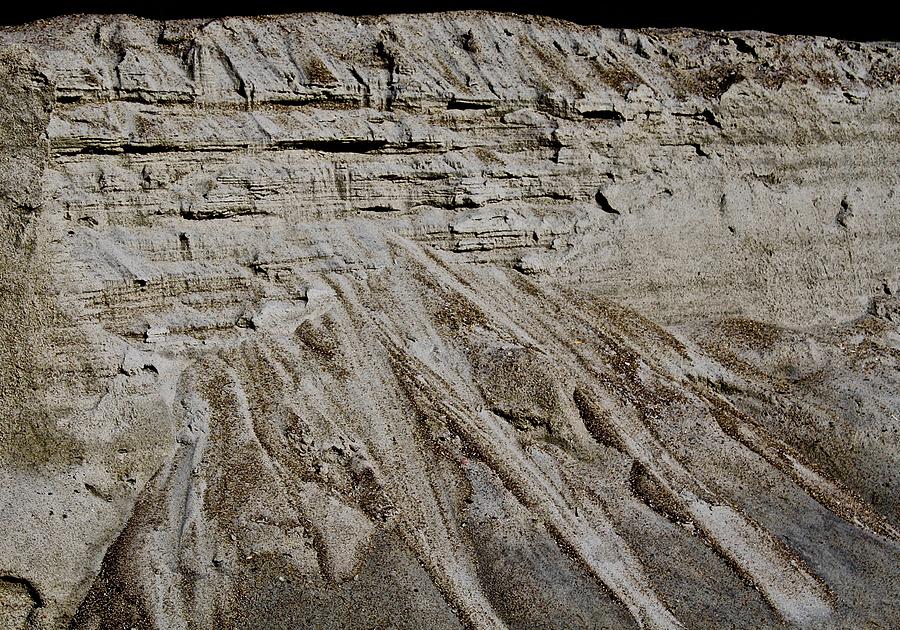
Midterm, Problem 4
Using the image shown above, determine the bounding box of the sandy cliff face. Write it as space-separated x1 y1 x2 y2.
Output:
0 12 898 629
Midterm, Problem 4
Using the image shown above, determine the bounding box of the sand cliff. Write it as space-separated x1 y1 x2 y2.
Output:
0 13 898 628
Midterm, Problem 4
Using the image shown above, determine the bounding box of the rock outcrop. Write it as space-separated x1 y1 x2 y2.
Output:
0 12 898 629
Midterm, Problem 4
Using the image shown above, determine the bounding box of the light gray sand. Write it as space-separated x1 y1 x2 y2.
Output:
0 12 898 629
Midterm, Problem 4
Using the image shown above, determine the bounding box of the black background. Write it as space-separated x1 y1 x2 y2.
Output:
1 1 896 42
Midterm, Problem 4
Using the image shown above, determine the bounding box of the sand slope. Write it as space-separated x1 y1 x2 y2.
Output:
0 13 898 629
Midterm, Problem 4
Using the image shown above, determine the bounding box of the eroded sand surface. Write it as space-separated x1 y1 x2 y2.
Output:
0 12 898 629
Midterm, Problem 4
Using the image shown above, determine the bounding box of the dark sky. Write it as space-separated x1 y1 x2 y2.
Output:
1 1 896 42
